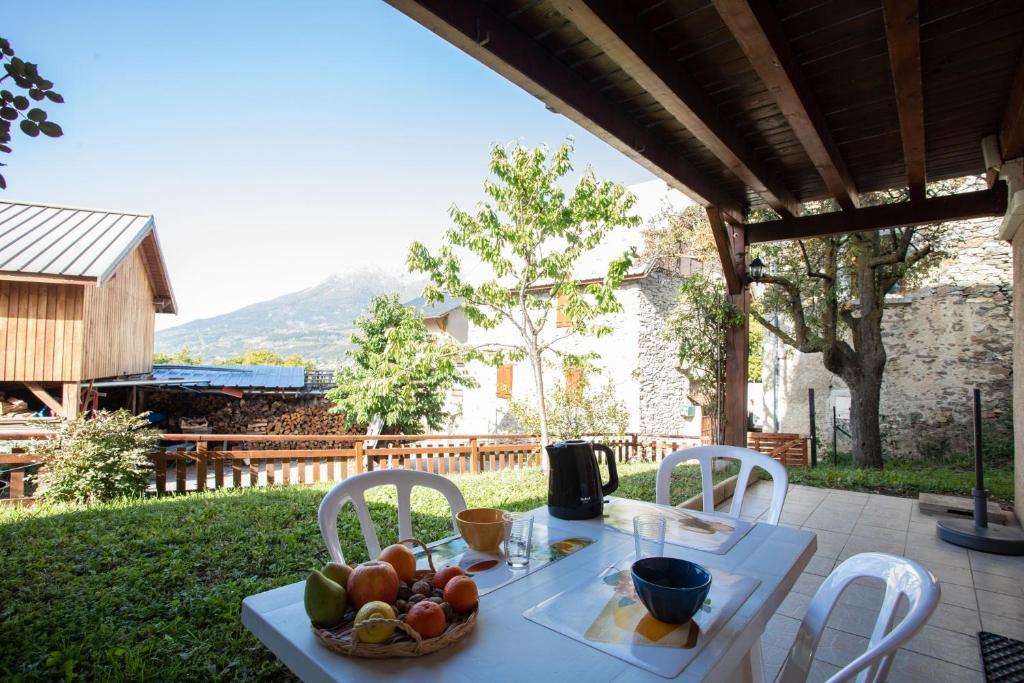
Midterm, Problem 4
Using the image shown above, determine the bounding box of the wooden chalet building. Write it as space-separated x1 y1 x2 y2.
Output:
0 201 176 418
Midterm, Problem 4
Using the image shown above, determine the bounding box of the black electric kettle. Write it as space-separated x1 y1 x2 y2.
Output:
546 440 619 520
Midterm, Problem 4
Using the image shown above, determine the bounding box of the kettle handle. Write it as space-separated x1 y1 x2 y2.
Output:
594 443 619 497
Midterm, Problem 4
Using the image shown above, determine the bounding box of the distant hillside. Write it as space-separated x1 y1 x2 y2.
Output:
155 267 424 367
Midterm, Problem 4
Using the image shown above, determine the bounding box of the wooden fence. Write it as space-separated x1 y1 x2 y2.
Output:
1 430 808 505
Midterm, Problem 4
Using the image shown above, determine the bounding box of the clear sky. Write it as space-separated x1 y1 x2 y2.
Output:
2 0 653 329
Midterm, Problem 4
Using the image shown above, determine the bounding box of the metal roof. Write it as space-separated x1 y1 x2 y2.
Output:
151 364 306 389
0 200 176 313
405 295 465 320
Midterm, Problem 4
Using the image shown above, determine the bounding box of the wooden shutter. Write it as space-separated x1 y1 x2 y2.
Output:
565 367 583 394
496 364 513 398
556 294 570 328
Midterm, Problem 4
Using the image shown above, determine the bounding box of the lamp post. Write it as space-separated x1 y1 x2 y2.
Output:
748 256 765 283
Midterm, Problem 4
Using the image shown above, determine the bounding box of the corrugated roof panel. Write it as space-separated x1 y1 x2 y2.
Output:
0 201 152 280
152 364 305 389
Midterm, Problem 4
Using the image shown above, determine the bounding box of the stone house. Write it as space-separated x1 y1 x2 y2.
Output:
409 180 704 437
761 216 1013 457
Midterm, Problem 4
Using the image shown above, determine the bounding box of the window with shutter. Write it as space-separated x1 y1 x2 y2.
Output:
556 293 570 328
496 364 513 398
565 367 583 394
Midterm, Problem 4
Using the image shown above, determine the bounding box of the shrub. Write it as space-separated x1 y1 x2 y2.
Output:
509 374 629 441
34 410 161 504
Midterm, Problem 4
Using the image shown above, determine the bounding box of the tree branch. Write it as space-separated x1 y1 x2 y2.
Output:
798 240 832 281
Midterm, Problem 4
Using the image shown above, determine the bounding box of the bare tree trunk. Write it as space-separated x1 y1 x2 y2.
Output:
846 371 884 468
528 344 551 472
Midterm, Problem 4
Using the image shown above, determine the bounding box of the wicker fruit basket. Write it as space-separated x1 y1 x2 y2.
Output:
312 538 479 658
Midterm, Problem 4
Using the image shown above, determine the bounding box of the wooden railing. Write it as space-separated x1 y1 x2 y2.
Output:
0 430 817 504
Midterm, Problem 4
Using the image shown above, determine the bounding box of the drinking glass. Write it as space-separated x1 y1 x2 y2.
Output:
633 514 666 559
503 512 534 569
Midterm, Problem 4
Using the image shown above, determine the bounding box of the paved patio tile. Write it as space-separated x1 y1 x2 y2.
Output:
903 625 984 671
792 571 827 597
804 511 859 534
972 570 1024 596
909 519 940 535
857 512 911 531
803 554 836 577
905 543 972 570
921 559 976 588
804 659 842 683
927 603 982 636
823 602 879 638
763 613 801 650
813 627 868 668
761 643 789 682
968 550 1024 579
981 612 1024 640
975 589 1024 619
777 590 812 620
937 582 979 610
890 648 983 682
849 522 908 544
807 529 850 558
839 534 907 561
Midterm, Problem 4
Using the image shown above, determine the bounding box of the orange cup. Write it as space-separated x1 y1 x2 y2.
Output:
456 508 510 552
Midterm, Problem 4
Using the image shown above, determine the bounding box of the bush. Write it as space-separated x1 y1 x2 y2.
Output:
509 375 629 441
34 410 161 504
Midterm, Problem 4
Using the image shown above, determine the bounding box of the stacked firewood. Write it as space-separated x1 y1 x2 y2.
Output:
143 393 360 438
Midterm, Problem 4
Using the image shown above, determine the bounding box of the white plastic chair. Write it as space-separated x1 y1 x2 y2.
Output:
318 470 468 564
655 445 789 524
778 552 940 683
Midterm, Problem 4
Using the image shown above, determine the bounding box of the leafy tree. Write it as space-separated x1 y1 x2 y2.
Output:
509 371 629 441
217 349 315 372
408 140 639 467
326 294 475 434
34 410 160 504
0 37 64 189
750 179 975 468
153 347 204 365
665 273 744 444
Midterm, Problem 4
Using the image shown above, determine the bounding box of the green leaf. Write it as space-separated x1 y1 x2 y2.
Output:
45 91 64 104
19 119 39 137
12 95 28 111
28 88 44 101
39 121 62 138
27 107 46 122
0 107 16 121
0 172 6 189
0 90 11 101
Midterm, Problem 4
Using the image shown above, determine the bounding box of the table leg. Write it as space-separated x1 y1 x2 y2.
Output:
731 635 766 683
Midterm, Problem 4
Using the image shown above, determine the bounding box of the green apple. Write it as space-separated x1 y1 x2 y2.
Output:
322 561 353 588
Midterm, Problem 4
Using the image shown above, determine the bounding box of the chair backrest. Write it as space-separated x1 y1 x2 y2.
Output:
778 552 940 683
318 470 468 564
655 445 788 524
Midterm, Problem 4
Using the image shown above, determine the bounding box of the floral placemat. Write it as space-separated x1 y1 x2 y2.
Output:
602 498 754 555
523 557 760 678
413 526 595 596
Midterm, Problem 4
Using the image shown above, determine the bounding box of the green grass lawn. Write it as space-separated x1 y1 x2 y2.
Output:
0 461 723 682
787 455 1015 503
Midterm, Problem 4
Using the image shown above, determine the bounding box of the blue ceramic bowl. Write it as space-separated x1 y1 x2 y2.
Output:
631 557 712 624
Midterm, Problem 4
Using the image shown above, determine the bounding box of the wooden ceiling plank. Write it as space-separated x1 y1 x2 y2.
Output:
706 206 744 295
712 0 861 210
383 0 744 218
550 0 800 217
1000 47 1024 160
882 0 926 201
747 183 1008 243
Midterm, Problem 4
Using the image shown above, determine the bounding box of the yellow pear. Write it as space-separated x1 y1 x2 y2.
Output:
322 562 353 587
304 569 348 628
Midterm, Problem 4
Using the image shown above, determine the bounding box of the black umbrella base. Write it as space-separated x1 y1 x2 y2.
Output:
937 519 1024 556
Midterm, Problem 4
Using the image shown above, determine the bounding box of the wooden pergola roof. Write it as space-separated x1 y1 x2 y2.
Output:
385 0 1023 285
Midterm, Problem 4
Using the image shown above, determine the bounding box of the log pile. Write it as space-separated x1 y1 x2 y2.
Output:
143 393 361 439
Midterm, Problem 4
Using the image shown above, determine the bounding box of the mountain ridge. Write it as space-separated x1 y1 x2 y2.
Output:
155 267 425 366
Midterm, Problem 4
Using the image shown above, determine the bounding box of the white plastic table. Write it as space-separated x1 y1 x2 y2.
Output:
241 498 816 682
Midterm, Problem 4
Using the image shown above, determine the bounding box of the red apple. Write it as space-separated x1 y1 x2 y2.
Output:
347 560 400 609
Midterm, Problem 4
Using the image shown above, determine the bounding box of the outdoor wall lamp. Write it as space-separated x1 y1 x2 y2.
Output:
748 256 765 282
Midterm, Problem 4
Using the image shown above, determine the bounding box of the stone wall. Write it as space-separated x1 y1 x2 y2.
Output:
763 217 1013 457
636 270 701 435
1013 232 1023 520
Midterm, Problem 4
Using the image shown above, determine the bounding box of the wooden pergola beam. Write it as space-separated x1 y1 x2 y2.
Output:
383 0 744 218
23 382 64 416
551 0 799 218
706 207 744 295
712 0 860 211
883 0 926 201
746 184 1008 244
1001 47 1024 160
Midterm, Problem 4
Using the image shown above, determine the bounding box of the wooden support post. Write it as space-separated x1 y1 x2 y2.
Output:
155 455 166 496
214 452 224 489
249 459 259 488
61 382 80 419
176 455 186 494
196 442 207 492
231 455 242 488
724 290 750 446
354 441 365 475
10 468 25 500
470 438 479 474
